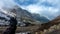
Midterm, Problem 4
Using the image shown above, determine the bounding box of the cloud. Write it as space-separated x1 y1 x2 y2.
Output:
0 0 60 20
0 0 16 8
0 0 18 17
37 0 60 7
24 4 59 20
26 5 43 13
18 0 60 20
26 5 59 13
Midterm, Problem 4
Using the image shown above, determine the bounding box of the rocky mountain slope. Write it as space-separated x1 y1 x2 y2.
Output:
12 6 49 24
32 13 49 23
0 6 50 26
37 15 60 34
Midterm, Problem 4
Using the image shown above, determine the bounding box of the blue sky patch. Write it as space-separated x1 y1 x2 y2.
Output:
41 1 55 7
15 0 38 6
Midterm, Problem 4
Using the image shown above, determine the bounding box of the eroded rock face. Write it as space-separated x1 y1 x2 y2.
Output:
0 11 10 26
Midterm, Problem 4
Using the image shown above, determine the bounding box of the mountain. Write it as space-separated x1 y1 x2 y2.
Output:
13 6 50 24
4 6 50 23
0 11 10 25
13 6 33 18
0 6 50 26
12 6 41 24
32 13 50 23
34 15 60 34
48 16 60 25
46 17 60 34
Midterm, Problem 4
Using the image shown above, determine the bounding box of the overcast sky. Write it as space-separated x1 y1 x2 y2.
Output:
0 0 60 20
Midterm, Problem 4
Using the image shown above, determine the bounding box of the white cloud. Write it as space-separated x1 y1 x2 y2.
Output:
22 4 59 20
0 0 16 8
19 0 60 20
47 0 60 4
26 5 43 13
0 1 4 8
25 5 59 14
48 7 59 14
